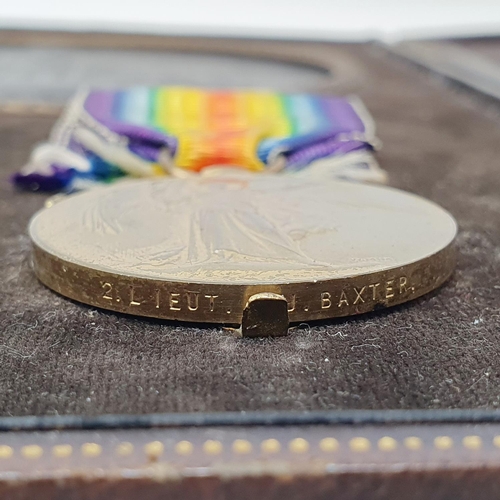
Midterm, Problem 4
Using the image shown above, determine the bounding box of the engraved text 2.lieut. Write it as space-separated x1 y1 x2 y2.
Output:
102 282 218 313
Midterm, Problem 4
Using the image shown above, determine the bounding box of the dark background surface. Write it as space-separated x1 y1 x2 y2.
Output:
0 46 328 103
0 35 499 417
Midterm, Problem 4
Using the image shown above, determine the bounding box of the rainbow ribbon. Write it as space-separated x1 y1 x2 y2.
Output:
13 87 382 191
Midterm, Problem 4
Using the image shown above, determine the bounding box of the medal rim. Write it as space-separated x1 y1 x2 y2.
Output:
31 240 456 324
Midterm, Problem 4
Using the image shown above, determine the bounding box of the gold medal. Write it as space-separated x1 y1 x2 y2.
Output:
29 172 457 337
